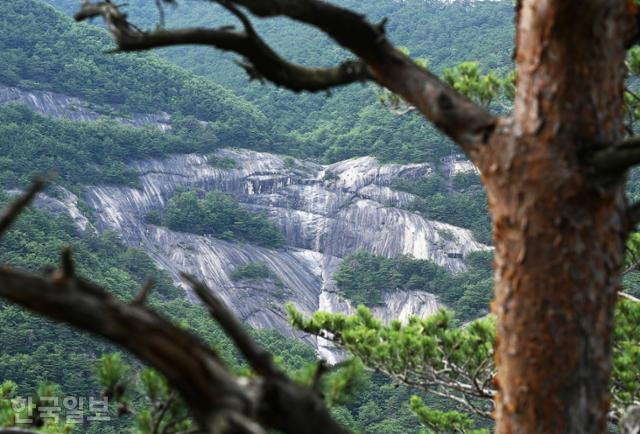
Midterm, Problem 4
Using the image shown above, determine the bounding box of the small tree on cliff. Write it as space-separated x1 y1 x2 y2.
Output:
2 0 640 432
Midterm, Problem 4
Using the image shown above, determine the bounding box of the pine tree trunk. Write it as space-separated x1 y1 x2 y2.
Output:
486 1 633 432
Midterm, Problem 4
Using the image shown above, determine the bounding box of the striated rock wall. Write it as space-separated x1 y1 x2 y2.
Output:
3 83 489 357
0 84 171 130
80 149 489 353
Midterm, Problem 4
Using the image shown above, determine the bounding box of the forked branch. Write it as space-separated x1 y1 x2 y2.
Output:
74 0 496 159
0 186 346 434
0 266 347 433
74 1 369 92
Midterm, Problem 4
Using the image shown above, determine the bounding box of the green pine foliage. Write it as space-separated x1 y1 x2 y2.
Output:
230 262 277 282
443 61 513 109
163 191 285 248
289 305 495 432
613 299 640 411
290 298 640 433
333 250 493 321
410 396 487 434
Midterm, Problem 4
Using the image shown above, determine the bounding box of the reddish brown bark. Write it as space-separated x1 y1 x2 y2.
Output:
482 1 633 432
26 1 640 432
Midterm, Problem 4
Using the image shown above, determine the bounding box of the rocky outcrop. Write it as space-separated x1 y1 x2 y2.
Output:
440 154 480 177
3 83 489 357
78 149 489 353
0 84 171 130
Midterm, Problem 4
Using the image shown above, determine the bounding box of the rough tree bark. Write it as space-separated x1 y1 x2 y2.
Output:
0 0 639 433
482 2 633 432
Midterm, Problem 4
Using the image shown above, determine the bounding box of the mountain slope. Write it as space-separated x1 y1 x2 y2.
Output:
44 0 516 164
0 0 284 149
0 2 508 431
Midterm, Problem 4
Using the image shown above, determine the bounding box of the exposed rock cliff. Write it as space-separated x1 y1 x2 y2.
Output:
80 149 488 353
0 84 171 130
2 84 489 357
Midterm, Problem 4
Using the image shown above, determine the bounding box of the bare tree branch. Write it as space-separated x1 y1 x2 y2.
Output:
226 0 497 154
131 277 154 305
591 135 640 173
181 274 280 378
0 265 347 433
619 291 640 303
0 179 44 237
0 267 240 428
74 2 370 92
74 0 496 159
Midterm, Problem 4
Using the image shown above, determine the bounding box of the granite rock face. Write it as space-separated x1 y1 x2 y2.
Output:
3 83 489 357
0 84 171 130
80 149 489 354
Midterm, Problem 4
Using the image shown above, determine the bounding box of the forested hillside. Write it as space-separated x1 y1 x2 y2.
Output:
0 0 297 154
4 1 640 433
0 0 518 432
1 0 500 242
45 0 515 163
0 193 431 433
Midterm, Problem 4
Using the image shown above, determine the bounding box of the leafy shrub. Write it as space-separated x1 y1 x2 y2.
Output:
231 262 276 282
207 154 239 170
144 210 163 225
164 191 284 248
323 170 339 181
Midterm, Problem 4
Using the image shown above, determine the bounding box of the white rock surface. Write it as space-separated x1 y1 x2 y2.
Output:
3 84 490 358
0 84 171 130
79 149 489 355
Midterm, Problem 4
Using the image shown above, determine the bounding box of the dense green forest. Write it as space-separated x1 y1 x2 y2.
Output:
0 104 224 188
0 195 430 433
25 0 516 164
161 190 285 248
334 250 493 321
0 1 267 125
0 0 524 432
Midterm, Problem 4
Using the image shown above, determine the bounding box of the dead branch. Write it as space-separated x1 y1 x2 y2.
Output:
181 274 281 378
0 179 44 237
74 2 369 93
0 221 347 434
74 0 496 160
